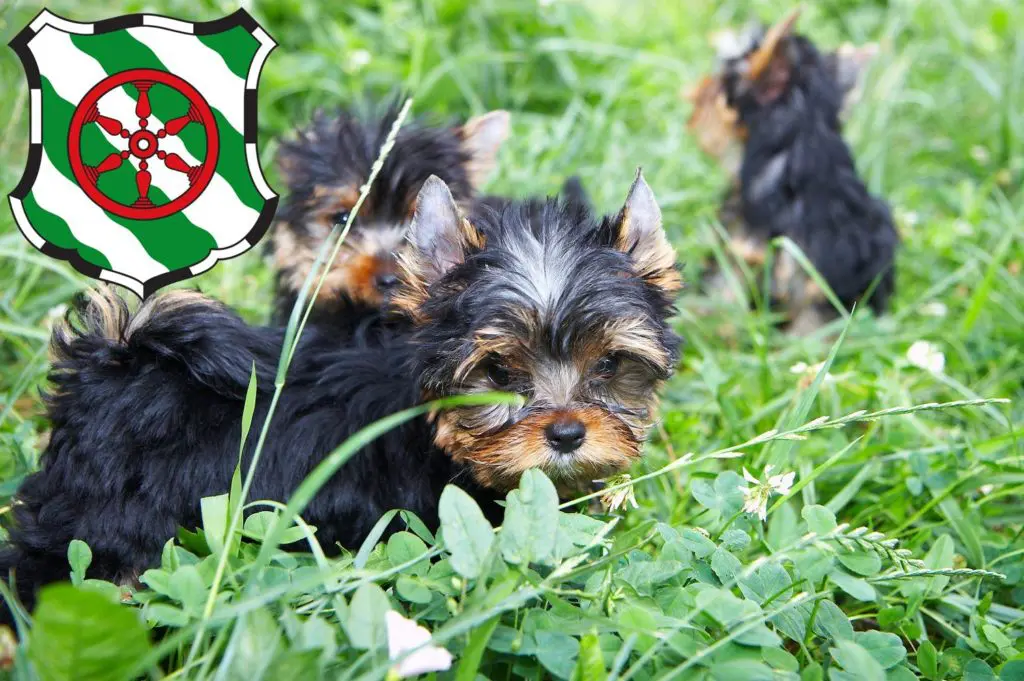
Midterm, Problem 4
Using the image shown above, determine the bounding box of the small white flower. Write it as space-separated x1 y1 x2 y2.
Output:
737 466 795 522
970 145 990 164
921 301 948 318
790 361 834 388
907 341 945 374
347 49 372 70
385 610 453 679
896 209 919 227
952 219 974 236
596 473 638 512
979 484 995 495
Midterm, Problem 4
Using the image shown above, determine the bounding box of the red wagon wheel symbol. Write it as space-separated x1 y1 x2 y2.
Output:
68 68 219 221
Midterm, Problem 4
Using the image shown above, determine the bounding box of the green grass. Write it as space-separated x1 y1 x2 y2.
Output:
0 0 1022 679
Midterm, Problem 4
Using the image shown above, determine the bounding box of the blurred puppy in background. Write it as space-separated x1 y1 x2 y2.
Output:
269 103 510 333
688 9 897 335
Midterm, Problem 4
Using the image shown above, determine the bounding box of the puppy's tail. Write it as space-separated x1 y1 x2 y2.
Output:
49 286 277 399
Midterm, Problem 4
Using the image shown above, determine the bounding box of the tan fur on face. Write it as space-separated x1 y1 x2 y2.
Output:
435 406 640 494
274 218 408 307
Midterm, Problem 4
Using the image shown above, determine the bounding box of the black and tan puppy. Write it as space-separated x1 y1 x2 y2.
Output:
688 10 897 334
270 103 510 332
1 171 681 614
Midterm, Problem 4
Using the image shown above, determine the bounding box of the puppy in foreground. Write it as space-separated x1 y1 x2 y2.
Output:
688 9 898 334
1 172 681 613
269 103 510 332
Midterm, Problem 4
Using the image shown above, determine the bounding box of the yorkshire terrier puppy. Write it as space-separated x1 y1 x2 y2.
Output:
687 10 897 334
269 103 510 332
1 172 680 614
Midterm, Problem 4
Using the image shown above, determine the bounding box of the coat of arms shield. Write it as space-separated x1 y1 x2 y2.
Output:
8 9 277 297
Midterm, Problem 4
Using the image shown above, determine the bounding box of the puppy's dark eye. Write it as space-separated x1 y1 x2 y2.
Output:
486 361 512 388
593 354 620 379
329 210 350 226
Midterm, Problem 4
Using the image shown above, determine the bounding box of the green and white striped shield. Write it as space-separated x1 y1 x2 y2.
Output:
8 9 277 297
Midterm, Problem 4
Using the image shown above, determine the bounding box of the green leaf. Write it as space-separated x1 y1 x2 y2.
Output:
837 550 883 577
813 600 855 641
981 623 1013 651
735 619 782 648
695 586 745 626
555 513 608 560
712 660 774 681
917 641 938 679
830 570 876 602
345 583 390 650
571 631 607 681
395 576 433 604
144 603 189 627
616 560 686 596
67 540 92 586
27 584 151 681
721 529 751 551
500 469 559 566
297 615 337 662
243 511 314 545
617 605 659 651
534 630 579 680
711 547 743 583
854 631 907 669
763 647 800 672
263 650 322 681
140 568 172 597
830 640 886 681
681 528 717 558
229 608 283 680
200 493 229 555
963 659 997 680
387 531 429 576
457 616 500 681
439 485 494 579
999 661 1024 681
802 505 837 536
900 534 954 609
691 472 745 515
168 564 207 613
886 665 918 681
739 562 793 604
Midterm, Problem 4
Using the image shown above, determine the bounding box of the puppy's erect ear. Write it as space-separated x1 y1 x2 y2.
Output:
408 175 484 280
745 7 801 105
458 111 511 190
615 170 681 293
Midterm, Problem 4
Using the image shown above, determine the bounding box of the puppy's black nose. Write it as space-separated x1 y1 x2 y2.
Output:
375 273 399 290
545 418 586 454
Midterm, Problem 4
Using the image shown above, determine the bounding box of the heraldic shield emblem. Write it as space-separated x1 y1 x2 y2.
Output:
8 10 277 297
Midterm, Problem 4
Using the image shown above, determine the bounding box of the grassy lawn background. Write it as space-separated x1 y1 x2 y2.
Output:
0 0 1021 679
